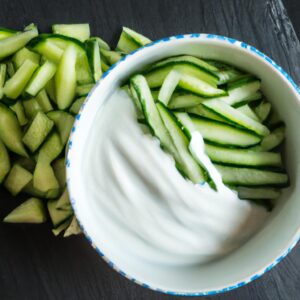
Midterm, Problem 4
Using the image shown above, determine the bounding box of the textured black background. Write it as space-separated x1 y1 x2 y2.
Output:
1 0 300 299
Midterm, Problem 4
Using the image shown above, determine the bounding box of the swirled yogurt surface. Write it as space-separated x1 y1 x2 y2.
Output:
81 88 269 265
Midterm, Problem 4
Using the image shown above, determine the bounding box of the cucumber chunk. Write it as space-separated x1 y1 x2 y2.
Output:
69 97 85 115
35 89 53 112
237 187 281 200
55 45 77 109
215 164 289 187
0 139 10 183
177 114 261 148
56 188 71 210
0 24 38 60
31 40 63 63
52 158 66 188
202 99 270 136
100 49 123 65
3 60 38 99
86 38 102 81
168 92 206 109
0 64 7 99
205 144 282 167
75 83 94 97
38 131 63 162
3 198 47 224
6 61 15 77
23 97 42 119
0 27 17 40
0 103 28 157
47 199 73 227
186 105 228 123
10 101 28 126
64 216 81 237
45 77 56 102
52 24 90 42
157 103 206 183
47 111 75 145
12 47 40 69
259 125 285 151
92 36 110 50
22 111 54 152
4 164 33 196
33 155 59 192
116 27 151 53
25 60 57 96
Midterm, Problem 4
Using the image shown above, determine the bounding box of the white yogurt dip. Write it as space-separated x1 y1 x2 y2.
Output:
82 88 269 265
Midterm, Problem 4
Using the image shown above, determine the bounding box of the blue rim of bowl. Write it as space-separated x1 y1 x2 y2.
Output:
66 33 300 296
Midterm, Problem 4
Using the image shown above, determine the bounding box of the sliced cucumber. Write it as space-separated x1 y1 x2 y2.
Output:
25 60 57 96
52 158 66 188
35 89 53 112
236 104 259 121
47 199 73 227
52 24 90 42
47 111 75 145
148 55 218 85
12 47 40 69
202 99 269 136
6 61 15 77
215 164 289 187
177 113 261 148
23 112 54 152
158 69 181 105
3 198 47 224
38 131 63 162
31 39 63 63
157 102 206 183
86 38 102 81
55 45 77 109
168 92 206 109
129 74 179 162
204 144 282 167
0 27 17 40
29 34 93 84
10 101 28 126
205 60 243 84
33 154 60 192
69 97 85 115
116 26 151 53
23 97 42 119
100 49 123 65
0 103 28 157
64 216 81 237
3 59 38 99
237 187 281 200
0 24 38 60
75 83 93 97
186 105 228 123
254 100 272 122
0 139 10 183
4 164 33 196
259 124 285 151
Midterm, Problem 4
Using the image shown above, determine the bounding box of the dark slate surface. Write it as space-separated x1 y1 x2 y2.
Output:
0 0 300 299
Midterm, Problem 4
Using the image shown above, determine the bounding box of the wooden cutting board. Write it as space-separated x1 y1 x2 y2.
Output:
1 0 300 299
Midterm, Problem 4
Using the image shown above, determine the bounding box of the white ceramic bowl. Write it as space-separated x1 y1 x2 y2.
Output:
67 34 300 296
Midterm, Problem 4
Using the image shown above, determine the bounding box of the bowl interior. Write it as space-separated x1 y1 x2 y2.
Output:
67 36 300 294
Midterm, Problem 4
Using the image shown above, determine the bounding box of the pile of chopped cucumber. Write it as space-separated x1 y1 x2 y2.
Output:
128 53 289 210
0 23 151 236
